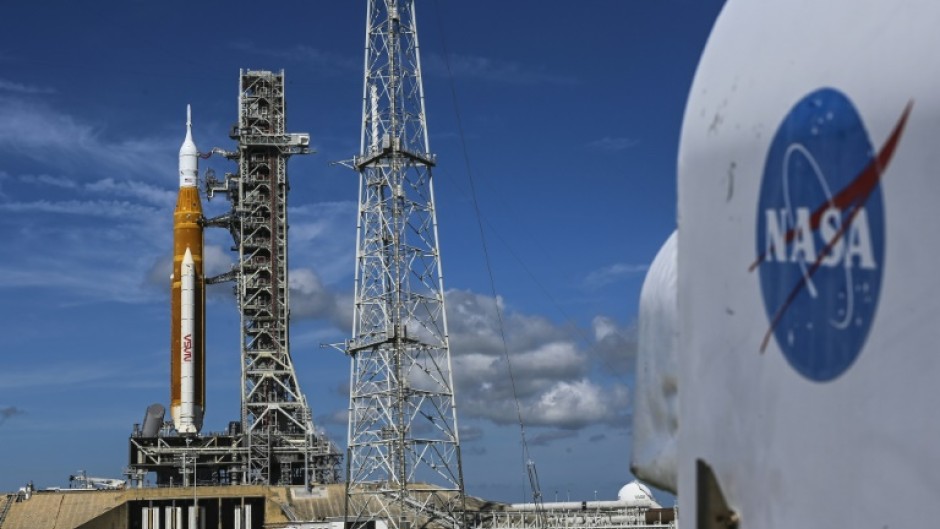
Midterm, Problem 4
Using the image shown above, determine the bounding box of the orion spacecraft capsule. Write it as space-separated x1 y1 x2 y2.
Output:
170 105 205 434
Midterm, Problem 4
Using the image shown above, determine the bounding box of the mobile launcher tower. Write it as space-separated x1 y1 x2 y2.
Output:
127 70 341 487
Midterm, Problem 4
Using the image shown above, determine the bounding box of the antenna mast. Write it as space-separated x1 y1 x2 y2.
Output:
345 1 465 528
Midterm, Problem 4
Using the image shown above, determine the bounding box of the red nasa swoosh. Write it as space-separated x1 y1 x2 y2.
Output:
751 100 913 353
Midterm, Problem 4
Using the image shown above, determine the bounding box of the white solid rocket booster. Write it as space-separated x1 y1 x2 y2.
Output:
179 246 197 434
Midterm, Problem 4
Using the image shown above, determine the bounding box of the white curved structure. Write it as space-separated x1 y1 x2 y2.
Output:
677 1 940 526
631 231 679 493
617 480 661 508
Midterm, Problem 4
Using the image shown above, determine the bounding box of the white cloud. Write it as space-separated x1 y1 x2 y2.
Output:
0 199 157 219
0 194 169 303
528 379 630 429
204 244 235 278
229 42 358 75
423 53 577 86
529 429 578 446
289 267 353 330
288 201 356 284
587 136 640 152
445 289 635 434
85 178 176 208
0 78 55 95
0 94 176 180
0 361 162 391
591 316 638 375
459 424 485 443
584 262 649 289
18 174 77 188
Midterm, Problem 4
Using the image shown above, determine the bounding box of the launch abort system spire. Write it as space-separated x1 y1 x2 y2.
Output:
344 2 466 528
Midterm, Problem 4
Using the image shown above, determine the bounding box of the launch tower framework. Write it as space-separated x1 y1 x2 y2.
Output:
207 69 341 486
344 2 466 529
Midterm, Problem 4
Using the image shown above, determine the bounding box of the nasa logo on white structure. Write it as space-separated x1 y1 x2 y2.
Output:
752 87 911 382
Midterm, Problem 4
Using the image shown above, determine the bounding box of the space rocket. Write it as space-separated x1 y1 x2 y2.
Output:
170 105 205 434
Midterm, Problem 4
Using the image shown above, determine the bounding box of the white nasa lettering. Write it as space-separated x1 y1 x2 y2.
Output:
765 209 788 262
764 206 876 269
845 208 876 269
790 208 816 264
818 207 845 266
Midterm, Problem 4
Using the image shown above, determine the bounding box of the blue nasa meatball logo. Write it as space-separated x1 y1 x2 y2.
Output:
752 88 911 382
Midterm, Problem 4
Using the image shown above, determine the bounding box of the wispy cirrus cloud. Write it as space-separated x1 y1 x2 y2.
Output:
18 174 77 188
0 360 163 391
0 78 55 95
229 42 359 74
529 429 578 446
0 192 169 303
587 136 640 152
0 199 158 219
423 53 577 86
0 94 176 180
584 262 649 289
84 178 176 208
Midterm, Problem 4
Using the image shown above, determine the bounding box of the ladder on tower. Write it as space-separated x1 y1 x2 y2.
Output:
0 492 18 528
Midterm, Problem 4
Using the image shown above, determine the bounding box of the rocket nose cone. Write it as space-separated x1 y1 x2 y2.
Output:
179 105 199 187
182 246 194 265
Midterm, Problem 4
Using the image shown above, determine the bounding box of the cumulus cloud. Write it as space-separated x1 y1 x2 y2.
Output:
459 424 485 443
143 243 235 302
592 316 638 375
527 379 629 430
288 201 356 284
319 408 349 428
289 267 352 330
446 289 633 432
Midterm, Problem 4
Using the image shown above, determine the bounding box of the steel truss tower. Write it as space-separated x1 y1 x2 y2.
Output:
345 2 465 529
206 69 341 486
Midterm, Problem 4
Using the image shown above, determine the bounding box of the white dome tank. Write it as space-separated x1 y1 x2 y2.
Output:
617 480 660 508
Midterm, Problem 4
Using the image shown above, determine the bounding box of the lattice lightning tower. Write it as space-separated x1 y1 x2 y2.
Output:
345 1 465 528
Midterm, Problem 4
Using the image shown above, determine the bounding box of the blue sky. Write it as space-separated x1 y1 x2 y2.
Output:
0 0 723 502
